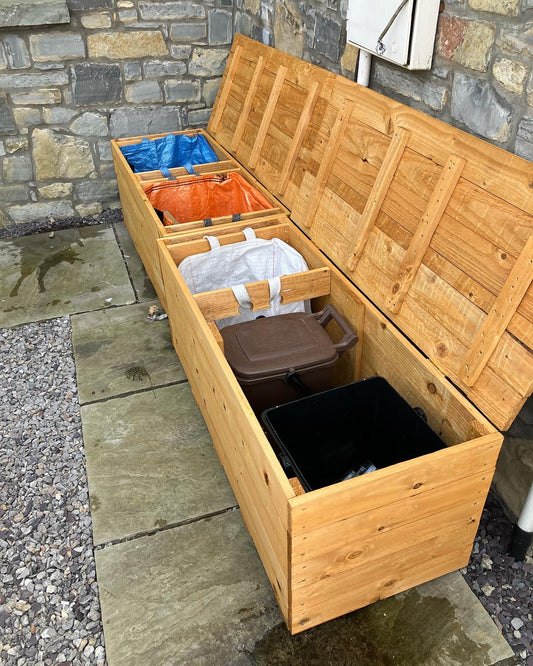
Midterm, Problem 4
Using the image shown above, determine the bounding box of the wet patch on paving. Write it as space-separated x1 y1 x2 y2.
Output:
113 221 157 303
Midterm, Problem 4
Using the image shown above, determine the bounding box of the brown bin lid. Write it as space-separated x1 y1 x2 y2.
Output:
221 312 338 381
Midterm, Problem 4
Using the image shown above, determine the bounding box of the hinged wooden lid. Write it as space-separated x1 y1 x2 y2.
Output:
208 34 533 431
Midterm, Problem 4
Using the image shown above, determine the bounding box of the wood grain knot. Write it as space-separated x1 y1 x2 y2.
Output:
263 471 270 486
413 482 422 489
391 283 400 294
436 342 447 357
427 382 437 394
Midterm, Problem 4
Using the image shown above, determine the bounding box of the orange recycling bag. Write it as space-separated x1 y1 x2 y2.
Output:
143 172 273 224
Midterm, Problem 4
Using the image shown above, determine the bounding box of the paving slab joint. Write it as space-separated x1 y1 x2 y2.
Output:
112 221 143 303
79 376 190 407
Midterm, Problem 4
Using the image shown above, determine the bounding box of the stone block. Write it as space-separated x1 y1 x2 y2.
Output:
80 12 112 28
0 71 68 88
71 63 122 105
170 44 192 59
75 202 103 216
33 128 95 179
109 106 184 138
0 143 5 156
9 201 76 223
373 63 448 111
0 184 30 203
451 73 512 142
5 137 29 153
70 112 108 136
436 14 468 60
515 116 533 161
202 77 221 107
0 0 70 28
208 9 232 44
314 14 341 62
189 47 228 75
2 35 30 69
170 22 206 40
340 42 358 77
143 60 187 77
75 179 118 202
118 0 134 6
30 32 85 62
118 8 138 22
12 107 41 129
67 0 113 10
251 25 273 46
187 107 211 126
492 58 528 94
125 80 163 103
497 24 533 57
0 43 7 70
234 11 251 36
38 182 73 198
139 1 205 20
123 61 142 81
164 79 201 102
0 96 17 134
97 140 112 161
456 21 496 72
43 107 77 124
88 31 167 59
468 0 519 15
10 89 62 105
3 155 32 182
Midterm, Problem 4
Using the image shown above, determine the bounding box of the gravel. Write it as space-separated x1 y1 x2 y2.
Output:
0 209 123 241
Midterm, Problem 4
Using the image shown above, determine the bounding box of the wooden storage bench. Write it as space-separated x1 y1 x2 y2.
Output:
112 35 533 633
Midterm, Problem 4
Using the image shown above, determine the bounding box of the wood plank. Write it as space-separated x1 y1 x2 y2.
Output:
249 65 288 169
460 235 533 386
210 44 242 133
162 208 283 234
230 55 265 153
207 321 224 352
304 100 354 228
136 160 237 184
347 127 409 270
388 155 466 313
277 81 322 195
193 268 331 321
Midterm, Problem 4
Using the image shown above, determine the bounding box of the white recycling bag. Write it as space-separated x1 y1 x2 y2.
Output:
178 227 310 328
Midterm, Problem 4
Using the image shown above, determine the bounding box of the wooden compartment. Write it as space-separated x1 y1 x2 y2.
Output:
112 35 533 634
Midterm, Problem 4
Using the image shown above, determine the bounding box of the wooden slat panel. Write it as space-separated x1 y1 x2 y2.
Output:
388 155 466 313
193 268 331 321
230 55 265 153
249 65 288 169
209 44 242 133
162 207 283 235
347 127 410 270
460 235 533 386
277 81 322 195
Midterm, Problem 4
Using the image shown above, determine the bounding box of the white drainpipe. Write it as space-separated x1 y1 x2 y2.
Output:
357 49 372 87
510 481 533 561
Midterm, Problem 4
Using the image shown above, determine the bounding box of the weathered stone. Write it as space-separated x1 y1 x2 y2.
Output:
0 71 68 88
139 1 205 20
456 21 495 72
188 107 211 126
314 14 341 62
12 107 41 129
202 77 221 107
67 0 113 10
373 63 448 111
143 60 187 77
208 9 232 44
436 14 467 60
123 61 142 81
0 0 70 28
118 0 134 6
243 0 259 13
251 25 273 47
34 62 64 70
341 42 359 77
118 8 137 22
33 128 95 179
75 179 118 202
0 43 7 69
75 202 103 216
43 107 77 124
10 89 62 105
492 58 528 94
81 12 112 28
273 0 304 58
170 22 206 40
497 24 533 57
125 80 162 103
515 117 533 161
164 79 201 103
87 30 167 59
189 47 228 76
30 32 85 62
3 155 32 182
468 0 519 16
110 106 184 138
0 184 30 203
5 136 29 153
97 140 112 161
451 73 512 142
38 182 73 198
71 63 122 105
70 112 108 136
2 35 30 68
170 44 192 59
0 96 16 134
9 201 75 222
0 142 5 156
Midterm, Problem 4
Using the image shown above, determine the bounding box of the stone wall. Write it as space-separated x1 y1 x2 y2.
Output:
0 0 234 227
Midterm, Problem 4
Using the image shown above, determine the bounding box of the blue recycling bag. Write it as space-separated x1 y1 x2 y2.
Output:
120 133 219 173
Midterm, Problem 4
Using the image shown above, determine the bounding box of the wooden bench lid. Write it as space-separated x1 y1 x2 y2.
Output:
208 34 533 432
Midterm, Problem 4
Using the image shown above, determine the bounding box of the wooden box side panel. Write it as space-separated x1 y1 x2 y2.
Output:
287 433 502 632
158 239 294 622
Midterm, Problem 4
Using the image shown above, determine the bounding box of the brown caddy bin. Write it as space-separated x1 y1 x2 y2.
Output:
221 304 358 415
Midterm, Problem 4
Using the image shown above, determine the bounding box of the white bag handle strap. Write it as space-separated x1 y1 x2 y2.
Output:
268 276 281 300
242 227 256 241
231 283 252 310
203 235 220 250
